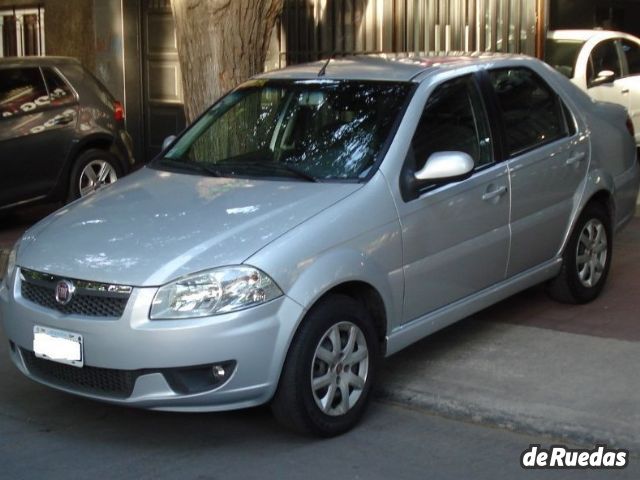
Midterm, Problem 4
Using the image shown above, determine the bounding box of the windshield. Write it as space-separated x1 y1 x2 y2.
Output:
545 39 585 79
154 80 413 181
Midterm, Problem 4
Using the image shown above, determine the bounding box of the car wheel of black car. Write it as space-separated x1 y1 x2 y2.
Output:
271 294 379 437
69 149 122 200
547 201 612 304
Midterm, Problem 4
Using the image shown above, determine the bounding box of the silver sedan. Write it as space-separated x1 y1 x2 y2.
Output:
1 54 639 436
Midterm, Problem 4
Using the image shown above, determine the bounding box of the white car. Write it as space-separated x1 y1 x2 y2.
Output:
546 29 640 145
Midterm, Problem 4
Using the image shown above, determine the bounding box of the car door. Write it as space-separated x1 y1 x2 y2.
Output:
586 39 628 109
397 74 510 322
617 38 640 143
0 66 75 209
486 67 589 276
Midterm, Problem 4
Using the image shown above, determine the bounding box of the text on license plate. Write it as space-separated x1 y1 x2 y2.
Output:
33 325 83 368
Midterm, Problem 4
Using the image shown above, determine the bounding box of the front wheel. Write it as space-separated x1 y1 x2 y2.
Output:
547 202 612 304
68 149 122 201
271 294 379 436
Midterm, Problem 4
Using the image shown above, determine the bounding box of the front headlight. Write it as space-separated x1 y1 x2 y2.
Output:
2 241 19 285
150 266 282 319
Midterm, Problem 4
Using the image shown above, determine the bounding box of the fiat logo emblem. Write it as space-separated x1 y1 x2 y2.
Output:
55 280 75 305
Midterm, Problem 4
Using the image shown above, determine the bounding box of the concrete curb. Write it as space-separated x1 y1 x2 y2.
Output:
374 321 640 454
374 387 640 452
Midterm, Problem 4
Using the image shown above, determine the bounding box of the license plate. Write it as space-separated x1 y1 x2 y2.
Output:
33 326 83 368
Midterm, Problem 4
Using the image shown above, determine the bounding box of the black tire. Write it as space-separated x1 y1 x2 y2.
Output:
547 202 612 304
271 294 379 437
68 149 122 201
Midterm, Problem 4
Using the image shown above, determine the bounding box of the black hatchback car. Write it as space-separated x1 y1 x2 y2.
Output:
0 56 136 211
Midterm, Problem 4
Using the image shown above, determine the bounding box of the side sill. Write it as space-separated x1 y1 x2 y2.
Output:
385 257 563 356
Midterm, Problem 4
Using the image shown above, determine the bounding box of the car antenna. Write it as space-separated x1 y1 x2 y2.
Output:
318 55 332 77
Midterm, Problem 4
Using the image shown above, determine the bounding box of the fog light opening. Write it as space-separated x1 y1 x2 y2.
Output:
212 364 227 380
162 360 237 395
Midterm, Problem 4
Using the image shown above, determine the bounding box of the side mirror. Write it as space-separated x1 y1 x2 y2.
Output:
589 70 615 88
414 151 475 183
162 135 177 151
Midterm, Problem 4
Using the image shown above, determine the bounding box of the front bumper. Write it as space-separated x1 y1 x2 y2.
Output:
0 269 304 412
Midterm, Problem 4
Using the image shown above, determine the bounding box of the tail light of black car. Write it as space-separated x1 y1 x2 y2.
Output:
114 101 125 122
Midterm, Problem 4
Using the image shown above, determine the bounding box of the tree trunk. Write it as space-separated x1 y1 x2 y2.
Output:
171 0 284 122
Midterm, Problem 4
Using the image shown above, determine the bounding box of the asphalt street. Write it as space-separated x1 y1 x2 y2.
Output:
0 335 637 480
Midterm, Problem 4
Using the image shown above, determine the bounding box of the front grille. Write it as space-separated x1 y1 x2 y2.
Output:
22 349 139 398
20 268 131 318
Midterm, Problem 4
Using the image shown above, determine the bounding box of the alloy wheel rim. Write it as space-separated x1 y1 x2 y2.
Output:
576 218 608 288
310 321 369 417
79 160 117 196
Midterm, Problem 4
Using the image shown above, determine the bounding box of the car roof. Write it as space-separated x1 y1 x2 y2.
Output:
0 56 81 68
255 52 521 82
547 29 640 43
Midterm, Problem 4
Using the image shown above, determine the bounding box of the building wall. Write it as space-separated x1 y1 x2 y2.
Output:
0 0 95 68
44 0 94 69
549 0 640 37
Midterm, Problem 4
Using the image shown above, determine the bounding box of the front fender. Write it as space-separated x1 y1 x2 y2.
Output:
283 247 401 331
245 173 404 347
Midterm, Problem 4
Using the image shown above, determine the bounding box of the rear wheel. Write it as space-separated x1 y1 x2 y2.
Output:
68 149 122 201
271 294 379 436
547 202 612 304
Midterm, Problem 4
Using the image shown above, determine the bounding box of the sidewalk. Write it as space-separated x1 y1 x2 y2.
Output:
378 216 640 452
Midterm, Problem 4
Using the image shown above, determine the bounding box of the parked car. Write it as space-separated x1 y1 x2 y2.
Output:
1 54 639 436
546 29 640 145
0 56 136 211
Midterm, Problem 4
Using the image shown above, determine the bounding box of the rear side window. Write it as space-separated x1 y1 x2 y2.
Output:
0 67 49 119
42 68 76 106
489 68 567 156
410 75 494 170
621 40 640 75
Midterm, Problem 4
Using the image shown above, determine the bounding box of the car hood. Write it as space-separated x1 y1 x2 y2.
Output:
18 168 361 286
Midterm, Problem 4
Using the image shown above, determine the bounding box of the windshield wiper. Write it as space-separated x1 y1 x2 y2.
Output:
273 163 319 182
220 160 319 182
158 157 223 177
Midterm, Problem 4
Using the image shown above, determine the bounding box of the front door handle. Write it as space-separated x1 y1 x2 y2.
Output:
622 89 630 94
482 185 508 201
566 152 586 166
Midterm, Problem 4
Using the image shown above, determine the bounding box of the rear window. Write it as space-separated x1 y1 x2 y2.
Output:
545 39 585 78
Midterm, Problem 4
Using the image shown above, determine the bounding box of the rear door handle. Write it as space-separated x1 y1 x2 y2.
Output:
622 89 630 94
566 152 586 166
482 185 508 201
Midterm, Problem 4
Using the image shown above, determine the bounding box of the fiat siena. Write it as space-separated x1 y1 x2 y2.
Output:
1 54 639 436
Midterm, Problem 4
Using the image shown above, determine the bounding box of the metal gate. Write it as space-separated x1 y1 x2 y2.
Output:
142 0 186 160
277 0 539 66
0 7 45 57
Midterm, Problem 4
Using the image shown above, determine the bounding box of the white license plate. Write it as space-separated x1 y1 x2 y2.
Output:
33 326 83 368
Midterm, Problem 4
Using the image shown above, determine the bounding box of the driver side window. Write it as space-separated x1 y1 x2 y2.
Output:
409 75 493 173
587 40 622 85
